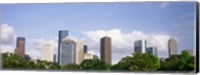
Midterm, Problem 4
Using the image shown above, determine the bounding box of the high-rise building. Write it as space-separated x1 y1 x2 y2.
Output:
14 37 25 58
100 36 112 65
60 37 76 66
53 54 56 63
146 47 158 56
168 37 178 56
42 44 54 62
84 53 99 60
58 30 68 65
84 45 88 54
75 41 84 64
134 40 147 54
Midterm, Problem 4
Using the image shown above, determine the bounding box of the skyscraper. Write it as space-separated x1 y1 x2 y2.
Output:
53 54 56 63
58 30 68 65
134 40 147 54
146 47 158 56
84 45 88 54
168 37 178 56
14 37 25 58
75 41 84 64
60 36 76 66
100 36 112 65
42 44 54 62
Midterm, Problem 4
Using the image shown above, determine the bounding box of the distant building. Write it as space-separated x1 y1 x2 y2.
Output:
53 54 56 63
146 47 158 56
75 41 84 64
58 30 69 65
14 37 25 58
100 36 112 65
84 53 99 60
183 49 194 56
134 40 147 54
168 37 178 56
25 54 31 61
42 44 54 62
84 45 88 54
60 36 76 66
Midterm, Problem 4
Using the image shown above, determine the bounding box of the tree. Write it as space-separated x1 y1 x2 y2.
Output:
61 63 79 71
79 59 109 71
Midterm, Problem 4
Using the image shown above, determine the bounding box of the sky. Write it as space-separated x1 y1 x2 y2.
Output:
0 2 196 64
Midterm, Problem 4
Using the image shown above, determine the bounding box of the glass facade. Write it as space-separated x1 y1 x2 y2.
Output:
58 30 68 65
134 40 147 54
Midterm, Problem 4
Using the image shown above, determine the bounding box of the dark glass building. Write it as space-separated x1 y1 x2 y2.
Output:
84 45 88 54
58 30 68 65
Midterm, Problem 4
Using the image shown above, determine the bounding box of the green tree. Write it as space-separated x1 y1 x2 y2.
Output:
61 63 79 71
79 59 109 71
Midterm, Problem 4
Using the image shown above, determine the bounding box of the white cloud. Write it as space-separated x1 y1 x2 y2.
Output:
160 2 170 8
0 24 16 53
83 29 173 64
181 12 194 18
0 24 16 45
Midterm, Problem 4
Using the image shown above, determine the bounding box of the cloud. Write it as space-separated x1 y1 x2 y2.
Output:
0 24 16 45
83 29 173 64
160 2 170 8
0 24 16 53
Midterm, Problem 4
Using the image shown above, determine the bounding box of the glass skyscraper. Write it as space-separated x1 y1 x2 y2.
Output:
134 40 147 54
58 30 68 65
146 47 158 56
60 38 76 66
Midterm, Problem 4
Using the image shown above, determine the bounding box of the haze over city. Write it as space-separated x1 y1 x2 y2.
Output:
1 2 195 64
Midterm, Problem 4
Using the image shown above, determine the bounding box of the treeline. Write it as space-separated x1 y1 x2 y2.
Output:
1 51 194 71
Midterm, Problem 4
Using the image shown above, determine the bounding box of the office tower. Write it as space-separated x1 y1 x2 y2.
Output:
84 53 99 60
14 37 25 58
53 54 56 63
75 41 84 64
183 49 194 56
60 37 76 66
100 36 112 65
146 47 158 56
42 44 54 62
168 37 178 56
134 40 147 54
58 30 68 65
84 45 88 53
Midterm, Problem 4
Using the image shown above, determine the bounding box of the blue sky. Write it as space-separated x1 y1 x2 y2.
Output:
1 2 196 64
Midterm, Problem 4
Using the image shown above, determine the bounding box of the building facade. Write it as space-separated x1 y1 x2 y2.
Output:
168 37 178 56
100 36 112 65
60 37 76 66
146 47 158 56
58 30 68 65
84 53 99 60
134 40 147 54
42 44 54 62
84 45 88 54
14 37 25 58
75 41 84 64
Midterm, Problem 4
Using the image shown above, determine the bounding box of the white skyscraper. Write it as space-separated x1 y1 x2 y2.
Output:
134 40 147 54
42 44 54 62
75 41 84 64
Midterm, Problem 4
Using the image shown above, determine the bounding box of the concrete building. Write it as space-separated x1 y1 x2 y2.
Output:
53 54 56 63
134 40 147 54
42 44 54 62
75 41 84 64
84 53 99 60
14 37 25 58
100 36 112 65
168 37 178 56
60 36 76 66
58 30 68 65
146 47 158 56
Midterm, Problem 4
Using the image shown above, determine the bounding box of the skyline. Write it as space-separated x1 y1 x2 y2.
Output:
0 2 196 64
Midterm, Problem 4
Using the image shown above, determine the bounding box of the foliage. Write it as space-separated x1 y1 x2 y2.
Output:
61 63 79 71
